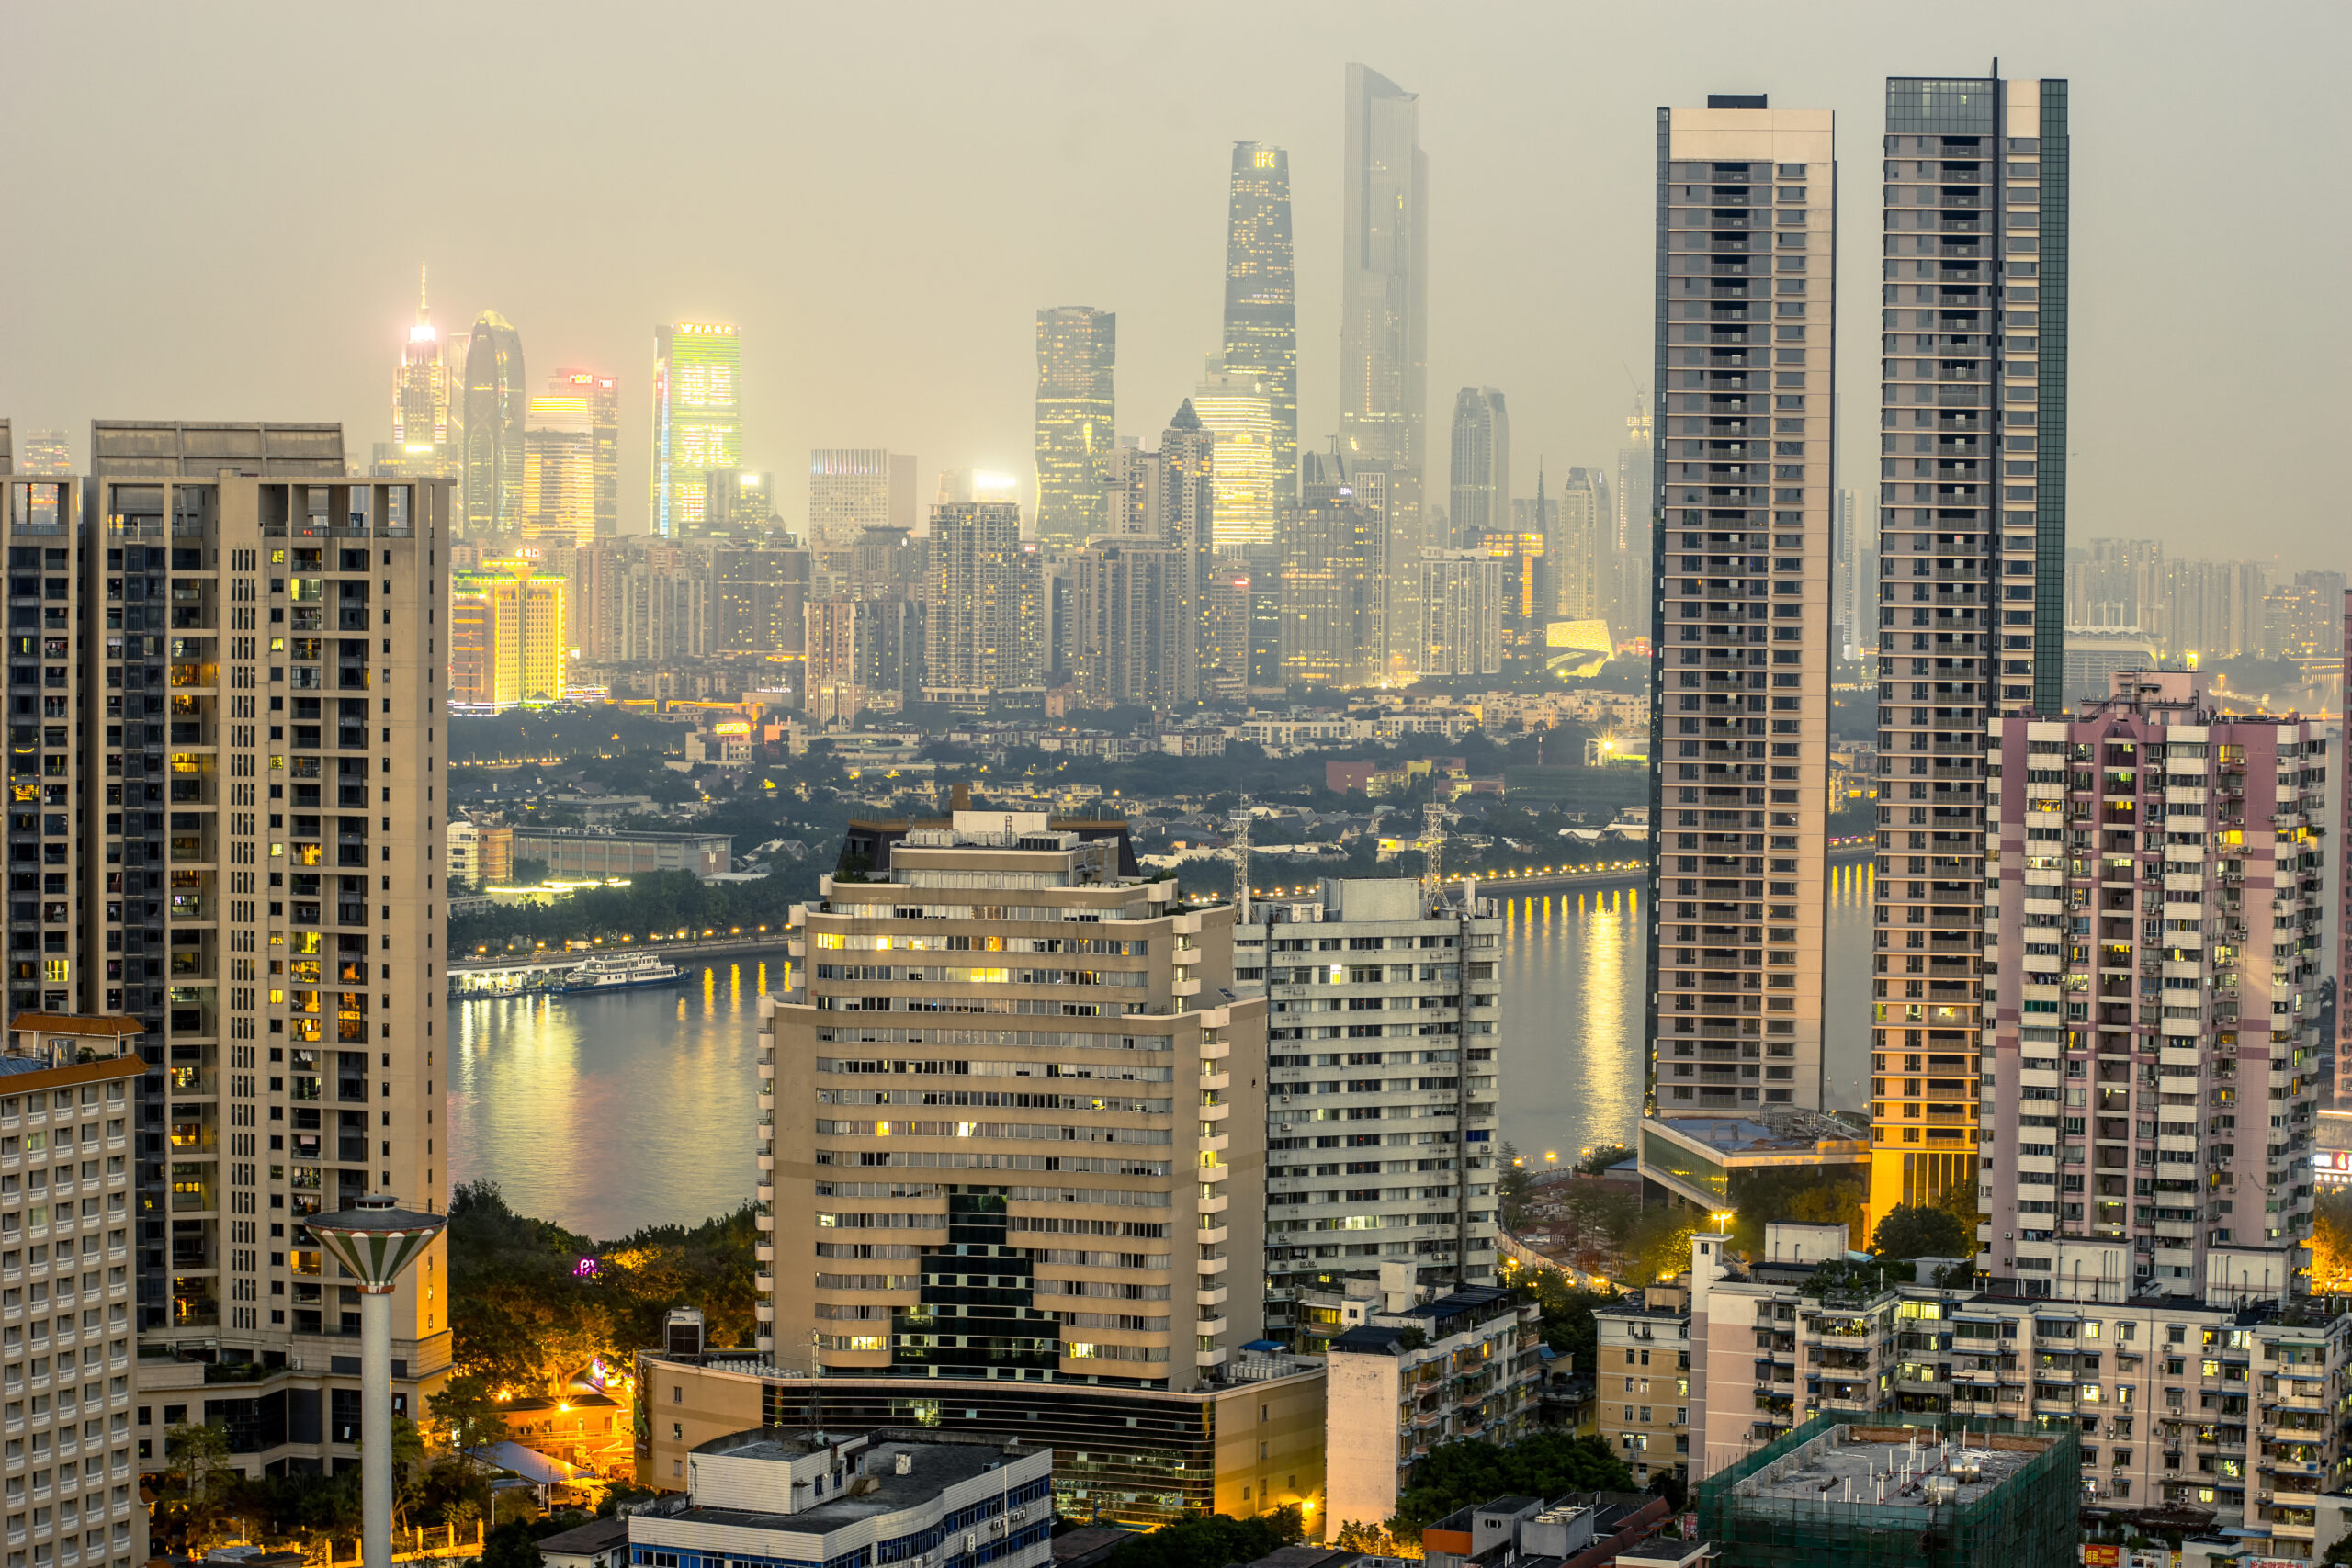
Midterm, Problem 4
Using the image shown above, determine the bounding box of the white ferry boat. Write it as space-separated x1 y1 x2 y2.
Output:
558 952 686 994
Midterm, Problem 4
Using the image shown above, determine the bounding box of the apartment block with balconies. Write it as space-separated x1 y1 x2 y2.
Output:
1250 877 1500 1344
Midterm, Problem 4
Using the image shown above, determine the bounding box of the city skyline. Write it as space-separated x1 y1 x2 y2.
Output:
5 6 2336 565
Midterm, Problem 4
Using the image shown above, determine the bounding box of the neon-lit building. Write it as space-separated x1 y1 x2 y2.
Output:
1192 362 1275 553
522 392 596 547
450 558 567 709
547 368 619 536
651 322 741 538
389 265 457 478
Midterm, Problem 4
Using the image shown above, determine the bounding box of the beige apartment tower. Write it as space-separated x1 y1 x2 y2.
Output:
759 810 1265 1393
1639 96 1837 1203
7 423 451 1477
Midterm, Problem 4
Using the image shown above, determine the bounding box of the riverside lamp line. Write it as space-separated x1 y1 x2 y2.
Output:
307 1197 449 1568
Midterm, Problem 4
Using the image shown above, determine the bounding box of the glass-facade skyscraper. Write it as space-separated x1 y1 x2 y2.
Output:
1447 386 1510 550
651 321 742 538
1222 142 1296 506
461 310 526 534
1867 74 2070 1222
390 265 457 479
548 367 619 536
1033 307 1115 547
1340 64 1427 677
1637 95 1838 1206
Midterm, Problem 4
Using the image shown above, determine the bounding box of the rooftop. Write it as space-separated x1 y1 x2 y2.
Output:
667 1429 1041 1535
1730 1425 2051 1511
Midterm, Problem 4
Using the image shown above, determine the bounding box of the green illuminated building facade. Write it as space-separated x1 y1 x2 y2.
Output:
652 321 742 538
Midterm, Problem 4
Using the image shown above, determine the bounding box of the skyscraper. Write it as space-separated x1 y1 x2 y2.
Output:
521 390 596 547
1278 455 1385 688
808 450 917 548
451 558 569 706
1638 95 1837 1187
1446 388 1509 551
650 322 742 538
1159 401 1216 703
15 428 71 476
1976 673 2320 1297
1033 307 1115 547
1416 549 1503 677
461 310 526 534
1547 467 1605 625
1833 487 1862 661
1611 396 1654 637
922 501 1043 705
1071 538 1185 706
1191 362 1276 553
1223 142 1297 504
390 266 457 479
546 368 618 536
1340 65 1428 668
44 430 450 1477
1867 73 2070 1222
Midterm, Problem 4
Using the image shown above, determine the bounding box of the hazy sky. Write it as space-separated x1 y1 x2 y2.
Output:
3 1 2344 566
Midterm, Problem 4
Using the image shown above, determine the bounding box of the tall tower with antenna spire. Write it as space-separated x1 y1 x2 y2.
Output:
383 264 458 479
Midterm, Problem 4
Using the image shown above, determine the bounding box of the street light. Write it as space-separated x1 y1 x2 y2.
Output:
308 1196 447 1568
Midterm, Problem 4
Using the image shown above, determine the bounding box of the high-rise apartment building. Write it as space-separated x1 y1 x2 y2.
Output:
20 430 450 1478
544 370 619 536
2337 592 2352 1111
1034 309 1115 548
461 311 526 534
1547 467 1605 626
761 811 1266 1390
922 502 1042 706
1976 671 2323 1298
1834 487 1866 662
651 323 742 539
1223 143 1298 506
1157 404 1217 704
803 596 921 725
713 547 810 657
1611 398 1654 638
1446 388 1510 552
1278 457 1385 689
2264 570 2347 667
808 451 917 550
2066 536 2163 633
1868 73 2070 1220
1340 65 1428 672
1639 96 1837 1178
521 391 596 547
1244 878 1502 1345
1416 549 1502 678
1070 540 1184 708
449 558 568 709
1191 365 1275 554
0 1017 149 1568
389 268 457 480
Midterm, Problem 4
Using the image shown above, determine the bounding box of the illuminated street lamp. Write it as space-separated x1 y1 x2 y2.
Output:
308 1196 447 1568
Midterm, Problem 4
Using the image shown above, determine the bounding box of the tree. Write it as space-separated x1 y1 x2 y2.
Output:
1869 1202 1972 1261
428 1372 507 1460
1521 1275 1621 1376
1333 1520 1415 1558
1498 1143 1534 1232
152 1421 234 1555
482 1517 547 1568
1391 1434 1634 1533
1104 1510 1302 1568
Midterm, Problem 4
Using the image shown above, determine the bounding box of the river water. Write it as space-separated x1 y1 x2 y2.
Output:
448 864 1879 1239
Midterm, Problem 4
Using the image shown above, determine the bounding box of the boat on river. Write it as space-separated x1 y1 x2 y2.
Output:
558 953 686 994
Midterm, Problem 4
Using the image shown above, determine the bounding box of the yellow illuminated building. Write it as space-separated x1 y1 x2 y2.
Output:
450 558 567 710
1192 361 1275 552
523 392 597 547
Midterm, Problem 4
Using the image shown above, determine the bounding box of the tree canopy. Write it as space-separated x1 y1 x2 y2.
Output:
1868 1202 1973 1261
1102 1509 1303 1568
1387 1433 1634 1534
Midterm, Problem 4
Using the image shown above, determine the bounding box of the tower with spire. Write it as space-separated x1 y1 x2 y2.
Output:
383 264 458 479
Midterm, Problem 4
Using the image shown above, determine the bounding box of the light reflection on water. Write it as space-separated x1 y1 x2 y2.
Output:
447 867 1880 1235
1492 862 1877 1163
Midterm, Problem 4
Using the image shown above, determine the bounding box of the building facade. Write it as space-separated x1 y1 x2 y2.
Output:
522 391 597 547
1034 309 1115 549
1416 550 1502 678
922 502 1042 706
651 323 742 539
762 811 1265 1398
461 312 526 536
1546 466 1604 627
1250 878 1502 1337
808 451 918 550
1867 72 2071 1220
1278 460 1384 690
1191 367 1277 556
1445 389 1509 553
1223 142 1298 508
1639 94 1837 1201
17 435 453 1478
1069 541 1183 709
388 269 457 480
1976 671 2323 1299
544 370 619 537
450 560 567 709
